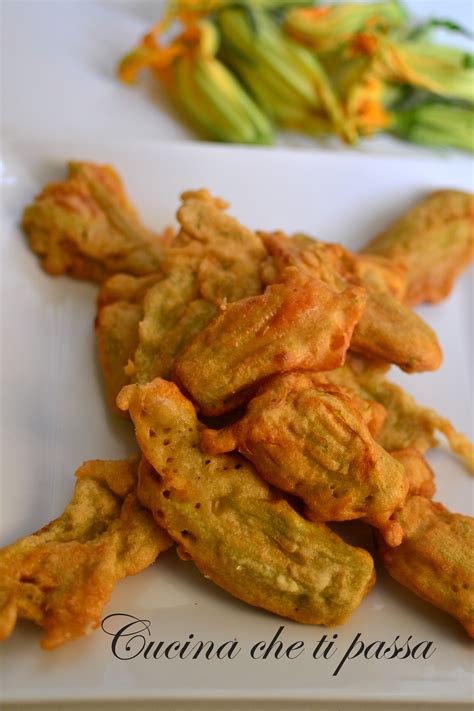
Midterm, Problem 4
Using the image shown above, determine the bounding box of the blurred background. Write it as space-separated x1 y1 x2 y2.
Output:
1 0 473 153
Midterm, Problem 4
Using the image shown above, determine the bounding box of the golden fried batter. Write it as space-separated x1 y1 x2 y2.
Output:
348 252 407 301
0 458 171 649
351 391 386 439
349 288 442 373
22 162 164 282
173 189 267 302
174 269 366 415
390 449 436 499
261 231 441 373
311 369 387 439
377 496 474 638
120 191 269 386
95 272 163 413
136 298 217 383
97 272 163 309
360 371 474 472
95 190 269 399
325 359 474 473
20 170 473 639
324 357 388 438
201 372 407 546
363 190 474 306
262 232 407 300
95 302 143 414
118 378 376 627
130 270 215 384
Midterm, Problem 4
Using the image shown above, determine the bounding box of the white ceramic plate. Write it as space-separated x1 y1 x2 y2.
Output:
0 140 472 705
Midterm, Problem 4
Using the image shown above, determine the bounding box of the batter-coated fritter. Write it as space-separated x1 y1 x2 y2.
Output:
314 370 387 439
135 297 217 384
377 496 474 638
95 272 163 413
22 162 164 282
130 270 205 383
174 269 366 415
118 378 376 627
172 189 267 303
391 449 436 499
326 359 474 473
349 288 442 373
362 190 474 306
261 231 441 373
96 190 267 397
201 372 407 546
126 190 269 385
0 458 171 649
97 272 163 309
96 301 143 414
261 233 407 300
348 253 407 302
360 371 474 473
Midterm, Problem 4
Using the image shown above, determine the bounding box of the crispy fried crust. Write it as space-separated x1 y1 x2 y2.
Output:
135 296 217 384
261 231 442 373
130 270 216 384
349 287 442 373
201 372 407 546
360 371 474 472
95 301 143 414
0 457 172 649
22 162 164 282
326 360 474 473
377 496 474 638
261 232 407 299
94 191 269 405
362 190 474 306
95 273 163 414
174 189 267 302
116 191 269 387
20 170 474 639
174 269 366 415
118 378 376 627
390 449 436 499
97 272 163 309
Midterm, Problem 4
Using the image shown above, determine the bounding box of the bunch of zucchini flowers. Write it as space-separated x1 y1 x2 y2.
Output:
118 0 474 151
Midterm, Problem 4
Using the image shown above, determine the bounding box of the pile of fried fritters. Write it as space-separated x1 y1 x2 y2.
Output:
1 162 473 650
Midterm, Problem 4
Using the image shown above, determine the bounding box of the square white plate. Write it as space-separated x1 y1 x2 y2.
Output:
0 139 473 705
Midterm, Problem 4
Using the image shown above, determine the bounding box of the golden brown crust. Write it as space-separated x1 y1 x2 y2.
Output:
261 230 441 373
19 171 474 640
359 370 474 472
377 496 474 638
110 190 270 389
363 190 474 306
22 162 164 282
201 372 407 546
95 273 163 415
349 287 442 373
390 448 436 499
174 269 366 416
118 378 376 627
95 301 143 414
172 189 267 303
97 272 163 309
130 270 216 384
323 360 473 474
0 457 172 649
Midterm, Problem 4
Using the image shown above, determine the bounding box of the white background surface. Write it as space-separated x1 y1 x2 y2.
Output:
1 1 474 709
